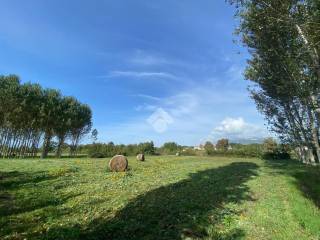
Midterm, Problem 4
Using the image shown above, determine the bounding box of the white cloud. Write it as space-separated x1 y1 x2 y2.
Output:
211 117 269 141
214 117 246 133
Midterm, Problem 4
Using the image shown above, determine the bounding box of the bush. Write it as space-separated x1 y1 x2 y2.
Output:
180 148 198 156
204 141 215 155
216 138 229 151
158 142 182 155
89 152 106 158
261 138 291 160
206 143 263 158
262 147 291 160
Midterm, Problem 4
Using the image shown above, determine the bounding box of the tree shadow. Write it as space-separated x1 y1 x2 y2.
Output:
265 159 320 208
44 154 88 159
47 162 259 240
0 171 59 190
0 170 81 238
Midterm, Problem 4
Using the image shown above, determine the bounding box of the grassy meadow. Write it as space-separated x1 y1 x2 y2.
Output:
0 156 319 240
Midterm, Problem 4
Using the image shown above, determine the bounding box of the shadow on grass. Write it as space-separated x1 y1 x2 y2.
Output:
0 171 59 190
45 154 88 159
265 159 320 208
0 170 81 237
7 154 89 159
46 162 258 240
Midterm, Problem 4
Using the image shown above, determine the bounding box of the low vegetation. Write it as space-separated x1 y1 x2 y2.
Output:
0 156 319 240
79 138 291 160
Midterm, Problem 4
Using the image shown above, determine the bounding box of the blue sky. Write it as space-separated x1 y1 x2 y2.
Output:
0 0 270 146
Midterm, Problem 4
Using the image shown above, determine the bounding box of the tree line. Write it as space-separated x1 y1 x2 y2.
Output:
204 138 290 159
81 141 155 158
0 75 92 158
229 0 320 164
79 141 187 157
79 138 288 159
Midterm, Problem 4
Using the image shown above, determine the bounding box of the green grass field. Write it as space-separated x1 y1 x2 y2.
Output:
0 156 319 240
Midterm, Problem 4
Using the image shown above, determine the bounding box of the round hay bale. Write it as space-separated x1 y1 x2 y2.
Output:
136 153 145 161
176 152 180 156
109 155 128 172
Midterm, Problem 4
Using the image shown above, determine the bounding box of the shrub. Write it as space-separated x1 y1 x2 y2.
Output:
262 152 291 160
206 143 263 158
159 142 182 155
89 152 105 158
180 148 198 156
262 146 291 160
261 138 291 160
262 138 278 154
204 141 215 155
216 139 229 151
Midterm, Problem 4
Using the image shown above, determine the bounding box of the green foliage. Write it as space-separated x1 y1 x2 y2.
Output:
180 148 199 156
204 141 215 155
0 156 319 239
83 140 291 159
229 0 320 163
216 138 229 151
86 141 155 158
138 141 155 155
206 143 262 158
260 138 291 160
91 129 98 143
158 142 182 155
0 75 92 158
262 138 278 154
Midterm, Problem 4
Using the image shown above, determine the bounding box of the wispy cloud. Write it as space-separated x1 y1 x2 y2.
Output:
226 64 244 82
131 94 161 101
97 90 268 146
106 71 178 79
134 104 158 112
128 49 195 70
129 49 170 65
133 93 198 116
96 57 265 146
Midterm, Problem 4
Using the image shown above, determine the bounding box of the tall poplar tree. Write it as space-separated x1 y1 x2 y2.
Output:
229 0 320 163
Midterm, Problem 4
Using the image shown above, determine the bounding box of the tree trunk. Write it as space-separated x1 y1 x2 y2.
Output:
295 24 320 78
307 108 320 163
41 131 52 159
55 135 65 158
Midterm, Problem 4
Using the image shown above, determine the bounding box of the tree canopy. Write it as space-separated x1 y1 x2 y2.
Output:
229 0 320 164
0 75 92 158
